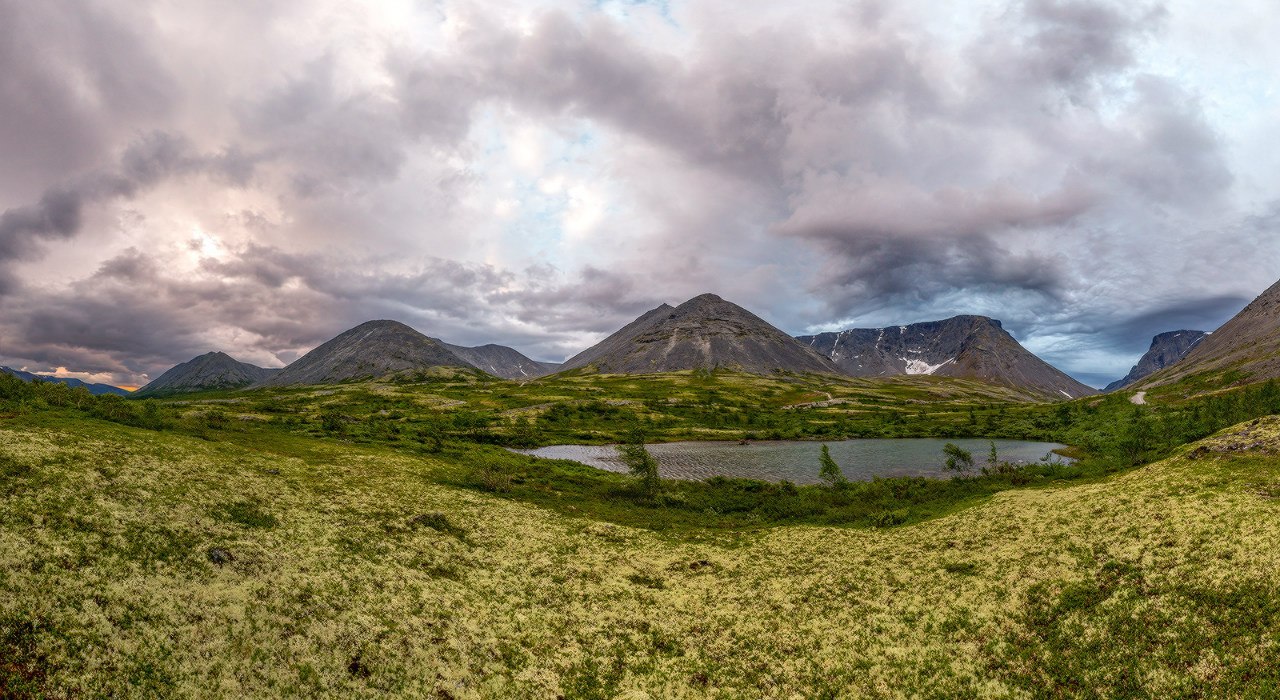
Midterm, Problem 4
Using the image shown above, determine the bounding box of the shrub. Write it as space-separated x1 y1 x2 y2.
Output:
203 410 229 430
618 425 660 498
818 444 848 489
470 460 512 493
320 410 348 435
871 508 909 528
217 501 279 529
943 443 975 477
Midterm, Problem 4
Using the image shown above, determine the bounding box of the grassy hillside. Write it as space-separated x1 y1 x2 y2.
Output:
153 369 1062 448
4 407 1280 697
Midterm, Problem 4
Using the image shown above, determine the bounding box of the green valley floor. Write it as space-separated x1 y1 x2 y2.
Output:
3 412 1280 698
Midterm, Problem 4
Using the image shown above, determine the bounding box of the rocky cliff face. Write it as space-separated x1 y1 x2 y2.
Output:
134 352 277 396
443 343 561 379
1138 279 1280 389
560 294 841 376
1105 330 1208 392
798 316 1096 400
257 320 477 387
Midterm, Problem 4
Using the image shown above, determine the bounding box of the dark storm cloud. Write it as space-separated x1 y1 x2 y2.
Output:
239 56 411 193
800 232 1066 312
428 9 794 186
488 265 659 333
1104 295 1249 348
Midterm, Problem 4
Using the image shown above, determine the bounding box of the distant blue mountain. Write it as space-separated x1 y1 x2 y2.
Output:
1 366 131 396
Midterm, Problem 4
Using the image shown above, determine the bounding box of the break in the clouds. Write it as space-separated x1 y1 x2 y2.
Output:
1 0 1278 388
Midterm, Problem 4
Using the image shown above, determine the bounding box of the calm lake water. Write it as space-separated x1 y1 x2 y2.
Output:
514 438 1070 484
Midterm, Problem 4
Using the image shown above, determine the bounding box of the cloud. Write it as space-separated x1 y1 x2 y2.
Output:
0 131 263 293
0 242 663 385
0 0 1277 389
0 1 178 196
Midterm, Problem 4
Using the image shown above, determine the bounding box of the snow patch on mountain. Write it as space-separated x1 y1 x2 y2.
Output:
904 358 953 375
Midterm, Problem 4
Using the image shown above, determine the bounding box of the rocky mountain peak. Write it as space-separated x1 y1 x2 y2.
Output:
1105 330 1208 391
560 294 839 375
136 351 278 396
257 320 477 387
798 315 1095 400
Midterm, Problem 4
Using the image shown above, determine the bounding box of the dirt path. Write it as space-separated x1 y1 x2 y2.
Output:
1131 391 1147 405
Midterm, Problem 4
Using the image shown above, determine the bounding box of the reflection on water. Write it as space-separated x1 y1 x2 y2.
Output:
514 438 1070 484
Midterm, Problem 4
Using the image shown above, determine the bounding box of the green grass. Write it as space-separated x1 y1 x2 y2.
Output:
4 409 1280 696
7 371 1280 694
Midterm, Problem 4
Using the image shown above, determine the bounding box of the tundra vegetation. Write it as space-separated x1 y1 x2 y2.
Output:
4 370 1280 696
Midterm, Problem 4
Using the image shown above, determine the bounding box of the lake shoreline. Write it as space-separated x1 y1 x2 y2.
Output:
513 437 1073 485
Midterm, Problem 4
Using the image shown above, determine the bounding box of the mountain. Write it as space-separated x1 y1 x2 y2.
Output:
1 366 131 396
797 315 1096 400
134 352 279 396
443 343 560 379
257 320 478 387
559 294 841 375
1104 330 1208 392
1137 279 1280 390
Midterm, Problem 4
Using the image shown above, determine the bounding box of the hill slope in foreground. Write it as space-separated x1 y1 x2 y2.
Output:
4 413 1280 696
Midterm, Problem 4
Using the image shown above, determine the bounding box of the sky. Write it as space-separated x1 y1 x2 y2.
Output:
1 0 1278 389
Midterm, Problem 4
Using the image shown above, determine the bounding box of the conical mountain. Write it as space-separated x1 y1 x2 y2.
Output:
443 343 561 379
797 316 1096 400
258 320 477 387
135 352 278 396
557 303 675 372
560 294 841 375
1137 279 1280 389
1104 330 1208 392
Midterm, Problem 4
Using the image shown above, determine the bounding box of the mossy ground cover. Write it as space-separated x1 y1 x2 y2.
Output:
5 407 1280 697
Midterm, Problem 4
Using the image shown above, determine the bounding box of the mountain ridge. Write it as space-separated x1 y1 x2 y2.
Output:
797 315 1096 400
443 343 561 379
1104 330 1208 392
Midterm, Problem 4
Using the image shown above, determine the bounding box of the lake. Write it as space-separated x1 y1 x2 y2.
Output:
513 438 1071 484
